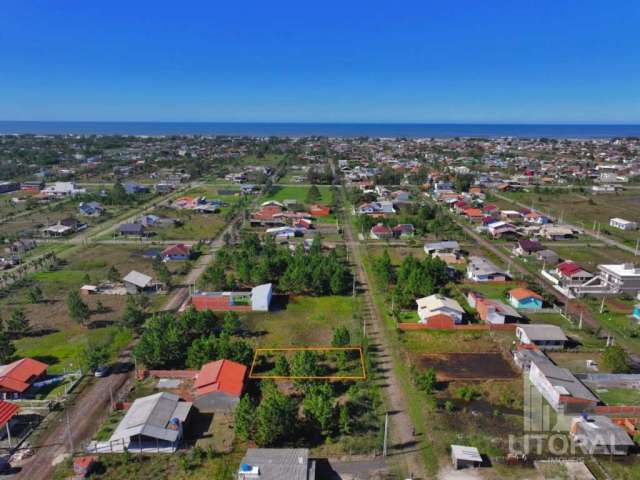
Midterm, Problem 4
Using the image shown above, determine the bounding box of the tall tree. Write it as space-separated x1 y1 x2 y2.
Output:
7 308 31 337
0 331 15 363
67 290 90 325
303 383 335 437
254 382 297 447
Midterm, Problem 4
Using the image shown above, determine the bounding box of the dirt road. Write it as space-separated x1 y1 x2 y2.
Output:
341 189 424 479
14 349 133 480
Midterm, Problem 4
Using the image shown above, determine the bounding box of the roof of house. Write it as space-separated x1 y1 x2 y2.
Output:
532 361 598 402
371 223 392 234
0 358 49 393
476 298 522 320
518 324 568 342
110 392 191 443
557 261 590 277
161 243 191 257
239 448 314 480
451 445 482 463
123 270 153 288
0 400 18 427
424 241 460 252
467 256 506 277
598 263 640 278
119 223 145 233
416 294 464 315
194 359 247 398
573 416 634 446
517 239 544 252
509 288 543 302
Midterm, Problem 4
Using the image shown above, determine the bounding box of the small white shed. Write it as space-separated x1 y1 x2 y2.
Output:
451 445 482 470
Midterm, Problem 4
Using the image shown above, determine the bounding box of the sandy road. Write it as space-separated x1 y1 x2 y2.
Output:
14 348 133 480
341 188 425 479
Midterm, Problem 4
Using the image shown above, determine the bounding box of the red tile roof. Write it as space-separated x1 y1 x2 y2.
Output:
0 400 18 427
0 358 48 393
557 261 585 277
161 243 191 257
194 359 247 398
509 288 543 301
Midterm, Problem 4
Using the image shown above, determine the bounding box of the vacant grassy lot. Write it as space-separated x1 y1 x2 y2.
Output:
262 185 334 207
14 326 132 374
500 190 640 246
240 295 357 347
597 387 640 406
144 206 230 240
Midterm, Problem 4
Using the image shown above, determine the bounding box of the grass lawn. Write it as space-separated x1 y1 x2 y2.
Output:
262 185 334 206
499 190 640 247
145 204 238 241
241 295 357 347
597 388 640 406
14 326 132 374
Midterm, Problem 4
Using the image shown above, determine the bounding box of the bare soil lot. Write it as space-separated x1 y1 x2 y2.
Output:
418 352 517 381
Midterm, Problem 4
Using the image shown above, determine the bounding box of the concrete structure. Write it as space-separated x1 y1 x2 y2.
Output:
451 445 482 470
516 324 567 351
574 263 640 297
238 448 316 480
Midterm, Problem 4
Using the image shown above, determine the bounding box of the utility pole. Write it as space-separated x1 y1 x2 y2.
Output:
600 297 606 314
383 412 389 457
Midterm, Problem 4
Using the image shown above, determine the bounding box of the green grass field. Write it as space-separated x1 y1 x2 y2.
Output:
14 326 132 374
241 295 357 347
262 185 334 206
597 388 640 406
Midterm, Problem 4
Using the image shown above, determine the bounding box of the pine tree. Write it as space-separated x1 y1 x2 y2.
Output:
235 395 255 440
0 331 15 364
67 290 90 325
7 308 31 337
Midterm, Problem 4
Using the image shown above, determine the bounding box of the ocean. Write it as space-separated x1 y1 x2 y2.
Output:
0 121 639 139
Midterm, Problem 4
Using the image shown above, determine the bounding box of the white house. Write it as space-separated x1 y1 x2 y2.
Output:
570 416 634 456
609 218 638 231
416 294 465 324
41 182 86 197
466 256 509 282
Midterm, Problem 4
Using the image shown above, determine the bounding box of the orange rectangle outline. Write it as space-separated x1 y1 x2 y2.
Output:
249 346 367 380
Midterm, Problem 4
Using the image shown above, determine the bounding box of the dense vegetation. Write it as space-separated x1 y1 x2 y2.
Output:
201 234 353 296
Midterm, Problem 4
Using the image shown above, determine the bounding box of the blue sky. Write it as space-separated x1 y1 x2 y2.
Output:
1 0 639 123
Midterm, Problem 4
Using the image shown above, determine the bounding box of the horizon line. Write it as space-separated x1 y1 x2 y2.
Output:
1 120 640 126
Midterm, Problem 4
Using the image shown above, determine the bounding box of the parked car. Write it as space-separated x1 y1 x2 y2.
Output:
113 362 133 374
94 365 111 377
